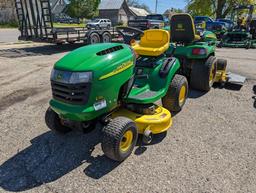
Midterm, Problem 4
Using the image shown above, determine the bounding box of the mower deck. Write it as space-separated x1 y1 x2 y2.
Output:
111 106 172 134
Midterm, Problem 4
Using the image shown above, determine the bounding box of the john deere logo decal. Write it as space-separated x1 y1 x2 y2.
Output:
56 73 62 80
176 23 185 31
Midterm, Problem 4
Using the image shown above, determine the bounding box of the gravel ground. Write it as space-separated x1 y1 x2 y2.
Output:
0 43 255 193
0 29 20 43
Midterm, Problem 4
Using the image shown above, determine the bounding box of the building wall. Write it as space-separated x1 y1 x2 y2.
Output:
118 8 128 25
0 0 17 23
99 9 120 25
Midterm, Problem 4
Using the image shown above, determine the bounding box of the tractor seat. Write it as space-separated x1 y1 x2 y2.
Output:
170 13 201 43
132 29 170 57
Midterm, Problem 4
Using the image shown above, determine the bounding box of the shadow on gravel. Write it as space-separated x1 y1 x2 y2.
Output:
253 85 256 109
134 132 167 156
188 89 207 99
0 43 85 58
213 83 243 91
0 129 120 192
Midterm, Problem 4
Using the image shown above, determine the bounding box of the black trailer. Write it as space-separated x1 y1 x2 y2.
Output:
14 0 116 44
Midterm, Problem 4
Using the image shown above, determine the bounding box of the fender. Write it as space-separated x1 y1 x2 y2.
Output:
160 57 180 80
159 57 178 78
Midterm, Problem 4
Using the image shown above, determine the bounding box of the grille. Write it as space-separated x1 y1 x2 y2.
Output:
51 81 91 105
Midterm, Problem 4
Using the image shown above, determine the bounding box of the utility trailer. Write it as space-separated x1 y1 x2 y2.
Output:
14 0 116 44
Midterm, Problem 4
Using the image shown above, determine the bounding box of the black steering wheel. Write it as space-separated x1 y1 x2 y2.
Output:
116 27 144 44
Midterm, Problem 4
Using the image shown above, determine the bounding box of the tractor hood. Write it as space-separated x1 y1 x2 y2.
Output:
54 43 133 72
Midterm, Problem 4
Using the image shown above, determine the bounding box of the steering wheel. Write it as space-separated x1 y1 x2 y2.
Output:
116 27 144 45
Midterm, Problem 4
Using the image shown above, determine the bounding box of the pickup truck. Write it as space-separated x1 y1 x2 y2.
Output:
128 14 166 30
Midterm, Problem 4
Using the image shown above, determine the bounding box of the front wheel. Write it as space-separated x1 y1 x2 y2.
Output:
101 117 138 162
162 74 188 112
45 107 72 134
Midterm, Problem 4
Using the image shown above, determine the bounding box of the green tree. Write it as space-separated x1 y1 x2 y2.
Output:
67 0 100 19
187 0 256 18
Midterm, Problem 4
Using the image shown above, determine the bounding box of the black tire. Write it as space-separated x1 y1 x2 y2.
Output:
217 41 223 48
217 59 227 71
88 32 101 44
101 31 112 43
190 56 217 92
246 41 251 49
101 117 138 162
45 107 71 134
162 74 188 112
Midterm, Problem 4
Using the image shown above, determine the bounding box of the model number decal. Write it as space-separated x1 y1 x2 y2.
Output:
99 60 133 80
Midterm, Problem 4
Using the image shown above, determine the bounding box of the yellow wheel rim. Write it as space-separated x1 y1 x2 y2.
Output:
209 62 215 84
120 130 133 152
179 85 186 105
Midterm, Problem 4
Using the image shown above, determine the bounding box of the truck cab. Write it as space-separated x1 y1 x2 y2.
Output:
128 14 166 30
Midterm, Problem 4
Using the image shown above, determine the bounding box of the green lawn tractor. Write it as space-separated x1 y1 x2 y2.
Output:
45 29 188 162
166 14 245 91
218 5 256 49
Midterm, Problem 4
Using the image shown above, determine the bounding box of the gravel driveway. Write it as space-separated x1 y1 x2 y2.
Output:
0 29 20 43
0 43 255 193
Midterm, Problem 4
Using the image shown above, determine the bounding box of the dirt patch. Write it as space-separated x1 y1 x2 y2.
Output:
0 68 44 87
0 87 46 111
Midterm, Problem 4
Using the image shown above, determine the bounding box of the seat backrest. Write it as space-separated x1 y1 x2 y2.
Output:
170 14 196 43
139 29 170 48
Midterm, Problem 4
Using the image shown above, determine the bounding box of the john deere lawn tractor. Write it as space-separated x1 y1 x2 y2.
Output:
45 29 188 162
218 5 256 49
166 13 220 91
164 13 245 91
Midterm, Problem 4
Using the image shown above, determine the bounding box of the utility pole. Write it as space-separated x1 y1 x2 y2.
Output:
155 0 158 13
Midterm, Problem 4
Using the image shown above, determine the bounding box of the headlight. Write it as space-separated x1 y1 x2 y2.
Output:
51 69 92 84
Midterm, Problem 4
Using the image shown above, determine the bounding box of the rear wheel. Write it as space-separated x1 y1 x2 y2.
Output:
162 74 188 112
88 32 101 44
190 56 217 91
45 107 71 134
101 31 112 43
101 117 138 162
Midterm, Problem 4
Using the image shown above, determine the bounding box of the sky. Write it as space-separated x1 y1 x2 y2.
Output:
137 0 187 14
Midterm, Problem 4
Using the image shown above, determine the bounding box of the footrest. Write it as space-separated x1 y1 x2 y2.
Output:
129 90 157 100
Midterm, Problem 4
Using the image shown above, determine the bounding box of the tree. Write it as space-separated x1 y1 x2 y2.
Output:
127 0 151 13
169 8 184 13
67 0 100 19
187 0 256 18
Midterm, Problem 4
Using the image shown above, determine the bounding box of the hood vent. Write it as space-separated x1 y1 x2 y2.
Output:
96 45 123 56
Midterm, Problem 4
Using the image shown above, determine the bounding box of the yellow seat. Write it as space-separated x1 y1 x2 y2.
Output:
132 29 170 56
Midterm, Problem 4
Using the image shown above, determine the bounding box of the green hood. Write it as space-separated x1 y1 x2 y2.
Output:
54 43 132 72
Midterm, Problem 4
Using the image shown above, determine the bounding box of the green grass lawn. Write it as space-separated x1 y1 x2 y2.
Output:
0 22 18 28
53 22 85 28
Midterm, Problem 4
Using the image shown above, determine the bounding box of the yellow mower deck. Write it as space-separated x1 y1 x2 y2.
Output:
215 66 246 85
112 106 172 134
215 69 227 83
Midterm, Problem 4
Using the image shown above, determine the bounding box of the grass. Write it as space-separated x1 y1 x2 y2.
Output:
53 22 85 28
0 22 18 28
